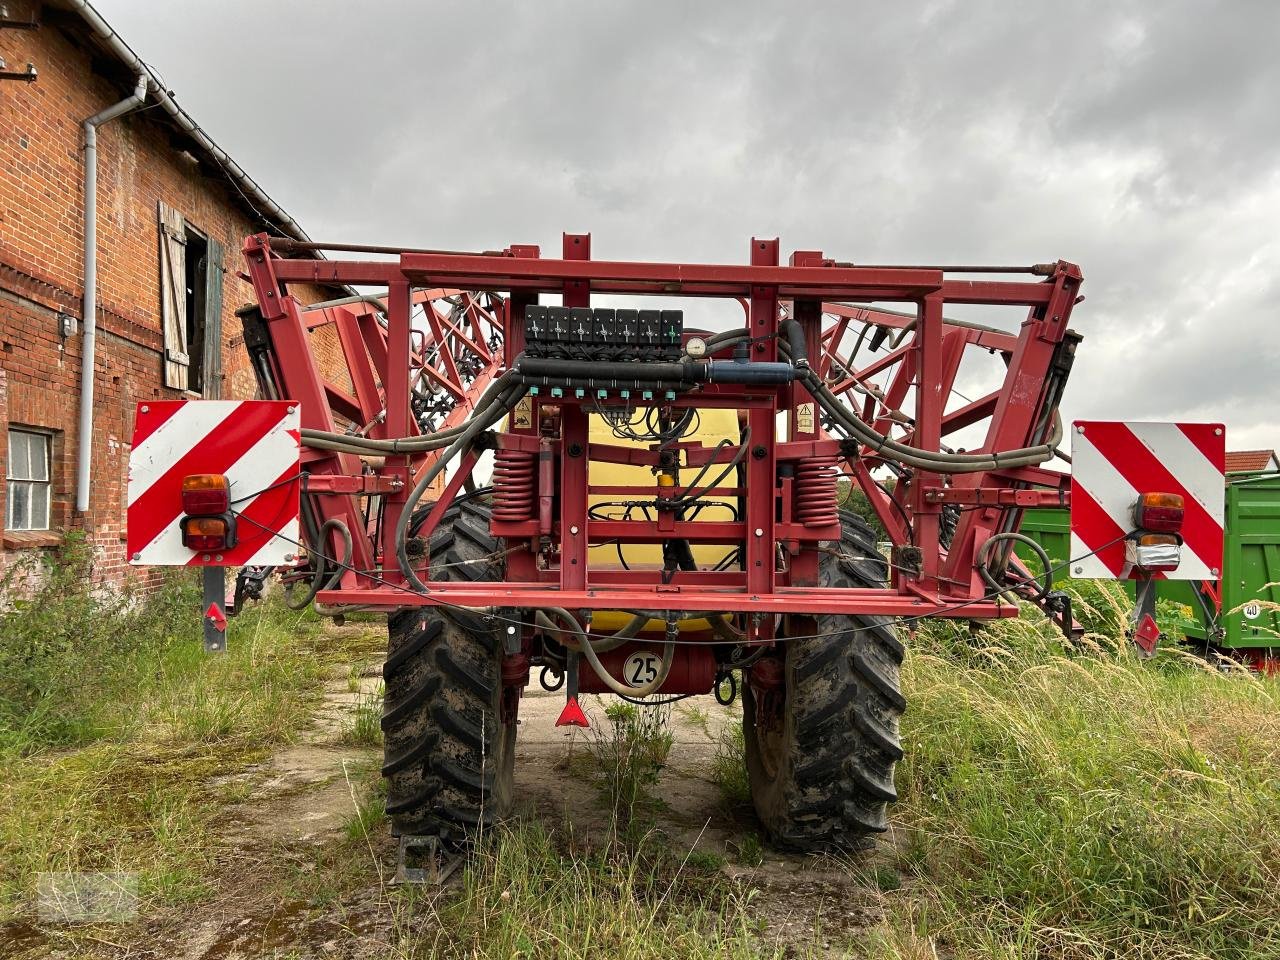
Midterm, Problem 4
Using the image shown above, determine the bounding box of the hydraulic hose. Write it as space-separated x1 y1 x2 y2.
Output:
286 517 352 609
976 531 1053 603
395 379 529 591
804 369 1055 472
516 355 797 387
300 371 520 454
545 610 649 655
701 323 1057 473
538 607 675 698
776 320 1056 471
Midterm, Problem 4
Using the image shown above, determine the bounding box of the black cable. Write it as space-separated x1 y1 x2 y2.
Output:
614 696 696 711
669 426 752 508
873 478 914 544
976 532 1053 603
229 472 304 505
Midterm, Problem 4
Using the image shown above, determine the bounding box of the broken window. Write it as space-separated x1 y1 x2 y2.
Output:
158 201 224 397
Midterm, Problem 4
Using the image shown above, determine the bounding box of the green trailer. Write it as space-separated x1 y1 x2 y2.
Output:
1016 472 1280 655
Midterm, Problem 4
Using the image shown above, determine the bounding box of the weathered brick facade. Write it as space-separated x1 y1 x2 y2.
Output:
0 9 344 587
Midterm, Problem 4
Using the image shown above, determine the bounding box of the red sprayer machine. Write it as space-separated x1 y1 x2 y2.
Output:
126 233 1224 855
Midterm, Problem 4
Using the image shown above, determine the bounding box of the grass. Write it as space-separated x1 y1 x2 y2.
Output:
868 579 1280 960
379 694 804 958
0 536 337 919
339 685 385 747
402 819 791 960
710 718 750 809
730 832 763 868
13 534 1277 959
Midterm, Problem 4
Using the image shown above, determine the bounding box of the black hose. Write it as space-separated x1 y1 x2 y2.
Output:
780 318 809 365
286 517 353 609
976 532 1052 603
395 374 526 591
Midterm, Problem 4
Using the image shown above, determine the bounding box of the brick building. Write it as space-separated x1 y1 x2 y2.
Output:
0 1 345 587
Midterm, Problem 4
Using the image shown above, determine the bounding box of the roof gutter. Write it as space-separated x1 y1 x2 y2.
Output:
77 72 148 514
63 0 312 244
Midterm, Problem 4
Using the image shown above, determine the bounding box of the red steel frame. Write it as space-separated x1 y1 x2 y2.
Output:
241 232 1082 631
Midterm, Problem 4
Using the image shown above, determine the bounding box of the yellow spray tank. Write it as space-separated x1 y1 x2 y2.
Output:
587 406 740 631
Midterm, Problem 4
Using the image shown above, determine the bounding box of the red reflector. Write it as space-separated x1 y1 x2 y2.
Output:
1133 613 1160 655
1132 492 1184 534
181 515 234 552
555 696 589 728
182 474 230 515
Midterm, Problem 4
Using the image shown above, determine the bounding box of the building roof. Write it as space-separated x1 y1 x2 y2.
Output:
46 0 314 247
1225 450 1278 474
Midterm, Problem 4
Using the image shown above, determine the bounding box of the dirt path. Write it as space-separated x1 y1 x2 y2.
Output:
13 626 885 958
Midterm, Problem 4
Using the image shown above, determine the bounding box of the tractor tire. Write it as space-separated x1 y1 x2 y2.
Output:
743 510 904 851
381 499 516 847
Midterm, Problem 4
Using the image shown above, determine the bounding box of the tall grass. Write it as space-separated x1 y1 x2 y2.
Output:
876 584 1280 959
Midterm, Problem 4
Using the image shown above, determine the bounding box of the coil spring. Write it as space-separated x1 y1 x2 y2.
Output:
492 449 536 521
794 455 840 528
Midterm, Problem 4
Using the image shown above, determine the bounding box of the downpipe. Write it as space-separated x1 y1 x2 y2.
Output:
77 72 148 514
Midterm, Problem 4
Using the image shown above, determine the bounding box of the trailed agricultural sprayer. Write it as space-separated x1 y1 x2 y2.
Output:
136 232 1223 855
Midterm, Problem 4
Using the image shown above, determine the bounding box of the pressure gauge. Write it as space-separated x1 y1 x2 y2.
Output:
686 336 708 359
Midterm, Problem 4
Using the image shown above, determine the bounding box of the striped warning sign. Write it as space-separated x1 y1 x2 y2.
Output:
1069 420 1225 580
127 400 300 567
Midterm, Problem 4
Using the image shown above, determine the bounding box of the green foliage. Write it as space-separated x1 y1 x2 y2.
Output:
0 541 331 917
732 832 764 868
340 686 385 748
0 533 203 748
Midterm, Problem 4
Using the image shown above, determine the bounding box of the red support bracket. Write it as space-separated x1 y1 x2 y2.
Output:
303 474 406 496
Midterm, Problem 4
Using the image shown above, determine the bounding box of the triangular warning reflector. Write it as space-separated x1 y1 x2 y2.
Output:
1133 613 1160 656
555 696 589 728
205 602 227 632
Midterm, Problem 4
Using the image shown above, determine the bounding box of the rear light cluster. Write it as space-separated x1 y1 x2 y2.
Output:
1129 492 1184 572
180 474 237 552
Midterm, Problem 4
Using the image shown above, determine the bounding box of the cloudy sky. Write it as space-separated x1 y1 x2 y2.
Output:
99 0 1280 450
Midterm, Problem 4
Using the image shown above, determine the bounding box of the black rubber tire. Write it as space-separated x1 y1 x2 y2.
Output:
743 510 905 851
381 500 516 846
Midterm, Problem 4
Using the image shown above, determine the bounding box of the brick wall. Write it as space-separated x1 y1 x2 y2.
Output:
0 14 346 587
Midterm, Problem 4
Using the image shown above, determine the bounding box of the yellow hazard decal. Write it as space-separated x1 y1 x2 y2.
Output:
797 402 815 434
513 396 534 430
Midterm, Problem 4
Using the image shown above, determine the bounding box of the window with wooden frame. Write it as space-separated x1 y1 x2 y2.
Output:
6 428 52 532
158 201 225 397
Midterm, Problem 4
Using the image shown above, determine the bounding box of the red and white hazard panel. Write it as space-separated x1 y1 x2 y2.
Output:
1070 420 1225 580
127 400 300 567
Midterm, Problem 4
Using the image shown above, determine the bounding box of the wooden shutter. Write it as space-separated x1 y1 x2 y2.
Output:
202 236 225 399
157 201 189 390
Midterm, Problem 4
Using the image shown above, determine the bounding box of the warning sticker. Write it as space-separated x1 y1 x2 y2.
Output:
796 402 815 434
512 397 534 430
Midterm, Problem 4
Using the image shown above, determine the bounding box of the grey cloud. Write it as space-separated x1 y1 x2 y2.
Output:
98 0 1280 448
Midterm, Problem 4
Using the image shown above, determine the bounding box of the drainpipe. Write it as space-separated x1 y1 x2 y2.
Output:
77 73 148 514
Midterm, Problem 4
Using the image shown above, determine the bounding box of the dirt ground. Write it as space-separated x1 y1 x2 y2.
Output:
5 631 886 959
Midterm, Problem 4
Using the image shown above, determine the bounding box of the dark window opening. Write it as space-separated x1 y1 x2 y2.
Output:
184 228 208 395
